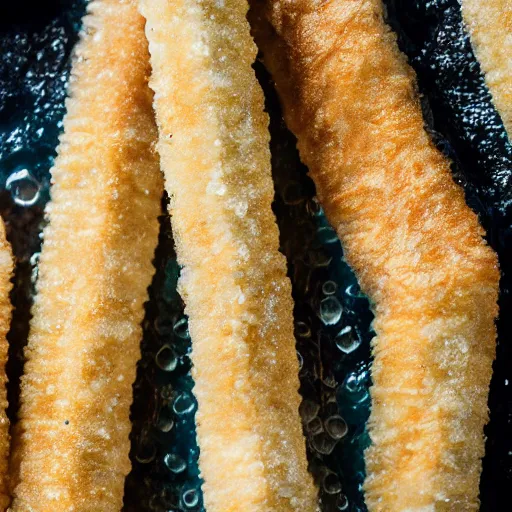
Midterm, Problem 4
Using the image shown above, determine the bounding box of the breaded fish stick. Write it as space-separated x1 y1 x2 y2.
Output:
462 0 512 138
139 1 318 511
249 0 500 510
0 220 13 511
10 1 163 510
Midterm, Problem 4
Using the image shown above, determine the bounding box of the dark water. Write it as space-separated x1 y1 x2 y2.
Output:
0 1 509 511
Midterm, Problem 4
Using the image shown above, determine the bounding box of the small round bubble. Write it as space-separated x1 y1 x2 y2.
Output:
164 453 187 474
319 296 343 325
6 168 41 206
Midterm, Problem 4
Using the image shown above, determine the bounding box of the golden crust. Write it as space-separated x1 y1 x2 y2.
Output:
249 0 500 510
462 0 512 139
0 220 13 511
139 0 318 510
10 1 163 510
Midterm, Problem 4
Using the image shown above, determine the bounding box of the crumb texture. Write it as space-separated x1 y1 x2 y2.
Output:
0 220 13 512
10 0 163 510
139 0 319 511
462 0 512 139
249 0 500 510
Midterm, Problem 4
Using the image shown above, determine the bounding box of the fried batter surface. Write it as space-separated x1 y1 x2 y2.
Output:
10 1 163 509
139 0 318 510
249 1 500 510
462 0 512 139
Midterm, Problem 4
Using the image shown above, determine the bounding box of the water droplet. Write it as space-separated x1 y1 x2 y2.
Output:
323 471 342 494
155 406 174 432
173 317 190 339
312 432 337 455
155 344 178 372
299 399 320 424
164 453 187 474
173 392 196 415
325 415 348 440
306 197 323 217
309 249 332 268
322 280 337 295
335 326 361 354
294 321 311 338
346 283 365 298
182 488 199 508
319 296 342 325
6 168 41 206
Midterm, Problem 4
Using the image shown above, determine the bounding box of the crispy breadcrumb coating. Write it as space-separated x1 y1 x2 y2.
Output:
0 220 13 511
10 1 163 510
139 0 318 511
462 0 512 139
249 0 500 510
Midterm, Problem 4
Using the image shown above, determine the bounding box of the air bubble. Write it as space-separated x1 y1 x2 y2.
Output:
336 494 349 510
164 453 187 474
173 392 196 415
135 440 156 464
6 168 41 206
323 471 342 494
317 226 338 244
182 488 199 508
319 296 343 325
173 317 190 339
306 416 323 435
335 326 361 354
294 321 311 338
299 399 320 424
325 415 348 440
155 406 174 433
322 280 337 295
282 180 304 205
155 344 178 371
312 432 338 455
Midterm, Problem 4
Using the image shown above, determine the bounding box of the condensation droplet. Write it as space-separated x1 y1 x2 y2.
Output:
282 180 304 205
6 168 41 206
164 453 187 474
335 325 361 354
322 280 337 296
325 415 348 440
319 296 343 325
173 392 196 415
155 344 178 372
296 350 304 371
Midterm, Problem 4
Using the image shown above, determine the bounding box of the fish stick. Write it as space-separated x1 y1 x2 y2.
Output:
249 0 500 510
0 220 13 511
462 0 512 138
10 1 163 510
138 1 318 511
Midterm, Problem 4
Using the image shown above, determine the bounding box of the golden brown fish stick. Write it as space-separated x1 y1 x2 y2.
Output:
10 1 163 510
139 0 318 511
249 0 500 510
462 0 512 138
0 220 13 511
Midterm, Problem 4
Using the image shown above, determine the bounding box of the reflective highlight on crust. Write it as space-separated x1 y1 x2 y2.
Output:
249 0 500 510
10 0 163 510
0 220 12 512
462 0 512 139
139 0 318 510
